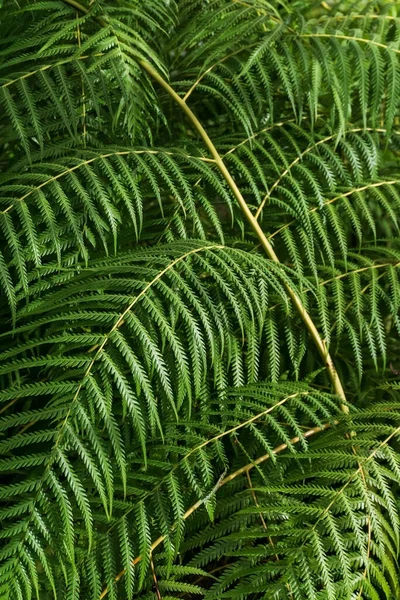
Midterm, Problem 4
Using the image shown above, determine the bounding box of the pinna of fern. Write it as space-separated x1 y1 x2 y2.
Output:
1 0 400 599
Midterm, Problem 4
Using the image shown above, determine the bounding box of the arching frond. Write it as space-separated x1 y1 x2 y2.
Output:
1 1 400 598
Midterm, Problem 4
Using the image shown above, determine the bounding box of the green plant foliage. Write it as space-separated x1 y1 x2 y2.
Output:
1 0 400 598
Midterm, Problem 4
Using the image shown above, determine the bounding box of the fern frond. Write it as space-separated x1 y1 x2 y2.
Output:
2 1 400 598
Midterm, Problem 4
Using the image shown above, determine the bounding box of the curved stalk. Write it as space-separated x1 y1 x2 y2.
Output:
139 60 348 409
99 420 335 599
60 1 348 411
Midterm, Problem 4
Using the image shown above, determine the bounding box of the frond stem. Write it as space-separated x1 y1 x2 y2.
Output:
268 178 400 241
58 0 348 408
98 389 310 542
0 53 101 90
138 58 348 410
101 419 400 598
300 33 400 55
1 150 214 216
99 420 335 599
254 127 390 220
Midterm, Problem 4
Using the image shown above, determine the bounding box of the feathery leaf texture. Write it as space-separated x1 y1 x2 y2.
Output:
1 0 400 598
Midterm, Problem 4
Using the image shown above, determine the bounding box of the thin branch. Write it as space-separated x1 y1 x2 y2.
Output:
268 178 400 241
99 420 335 599
245 469 293 593
254 127 390 220
1 149 213 216
61 0 90 13
355 515 372 599
0 53 100 90
59 0 348 410
300 32 400 55
60 0 349 410
139 59 348 409
76 14 87 145
320 261 400 287
0 398 18 416
150 555 162 600
317 14 400 22
246 470 268 531
182 44 258 102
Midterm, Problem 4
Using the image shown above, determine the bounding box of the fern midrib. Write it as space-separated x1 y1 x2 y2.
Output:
3 244 224 587
289 423 400 568
1 149 213 217
268 177 400 241
60 0 349 411
99 419 336 599
254 127 392 219
300 32 400 55
0 52 102 90
87 389 310 540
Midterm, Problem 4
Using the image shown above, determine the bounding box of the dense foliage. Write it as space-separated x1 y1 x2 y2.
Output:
1 0 400 598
